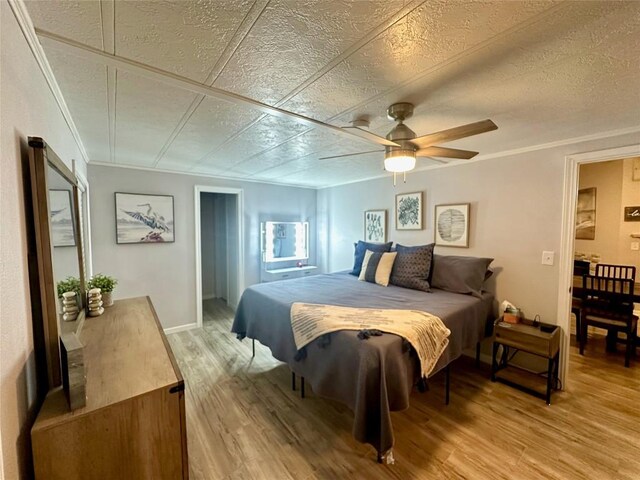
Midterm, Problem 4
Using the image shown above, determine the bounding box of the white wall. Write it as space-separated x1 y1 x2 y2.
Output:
89 164 316 329
576 157 640 273
318 132 640 326
0 3 87 477
575 160 624 263
619 157 640 272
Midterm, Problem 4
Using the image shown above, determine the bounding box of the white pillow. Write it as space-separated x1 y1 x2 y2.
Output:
358 250 398 287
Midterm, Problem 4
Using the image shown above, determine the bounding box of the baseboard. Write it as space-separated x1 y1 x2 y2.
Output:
202 293 217 300
164 323 198 335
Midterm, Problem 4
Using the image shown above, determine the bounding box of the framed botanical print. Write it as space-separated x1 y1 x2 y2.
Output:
395 191 423 230
364 210 387 243
115 192 175 244
435 203 470 248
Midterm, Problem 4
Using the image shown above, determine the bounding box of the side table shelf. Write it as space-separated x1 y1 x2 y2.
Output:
491 318 561 405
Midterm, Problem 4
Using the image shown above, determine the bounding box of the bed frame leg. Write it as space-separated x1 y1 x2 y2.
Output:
377 453 383 464
417 376 429 393
252 339 255 358
445 365 450 406
476 342 481 368
301 377 305 398
291 372 296 391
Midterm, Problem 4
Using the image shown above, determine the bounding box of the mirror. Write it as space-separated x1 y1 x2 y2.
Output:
261 221 309 262
48 164 83 329
27 137 86 395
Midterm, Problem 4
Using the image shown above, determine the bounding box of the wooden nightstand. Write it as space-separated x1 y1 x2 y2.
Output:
491 318 561 405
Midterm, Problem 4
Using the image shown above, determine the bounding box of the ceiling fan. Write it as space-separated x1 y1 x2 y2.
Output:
321 103 498 184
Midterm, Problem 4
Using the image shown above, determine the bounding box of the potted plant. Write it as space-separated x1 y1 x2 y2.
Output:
88 274 118 307
56 276 81 299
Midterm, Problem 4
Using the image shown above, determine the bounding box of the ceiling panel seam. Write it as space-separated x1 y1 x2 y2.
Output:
205 1 569 175
8 0 90 164
35 30 400 147
187 0 427 171
235 2 575 178
151 0 271 167
100 0 116 163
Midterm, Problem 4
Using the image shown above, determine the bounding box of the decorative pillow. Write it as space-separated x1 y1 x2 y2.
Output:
430 255 494 297
390 243 435 292
350 240 393 276
358 250 398 286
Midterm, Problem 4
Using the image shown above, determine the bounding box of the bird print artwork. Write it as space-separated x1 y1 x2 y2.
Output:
115 193 175 244
48 189 76 247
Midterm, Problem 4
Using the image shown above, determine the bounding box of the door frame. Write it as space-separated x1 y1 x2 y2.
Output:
194 185 245 329
557 144 640 382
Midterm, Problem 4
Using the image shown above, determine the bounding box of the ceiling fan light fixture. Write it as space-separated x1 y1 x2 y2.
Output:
384 150 416 173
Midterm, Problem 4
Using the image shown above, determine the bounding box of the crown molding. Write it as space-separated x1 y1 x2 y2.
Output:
318 125 640 189
89 161 318 190
8 0 90 165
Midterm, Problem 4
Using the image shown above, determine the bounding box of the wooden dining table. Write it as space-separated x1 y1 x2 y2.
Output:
572 275 640 303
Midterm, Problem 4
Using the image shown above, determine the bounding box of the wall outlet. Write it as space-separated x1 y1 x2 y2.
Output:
541 251 555 266
632 242 639 251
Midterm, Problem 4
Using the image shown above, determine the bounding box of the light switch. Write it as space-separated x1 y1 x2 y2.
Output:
632 242 640 251
542 251 555 266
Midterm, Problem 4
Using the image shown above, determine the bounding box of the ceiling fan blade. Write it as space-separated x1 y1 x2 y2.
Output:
416 146 479 160
417 156 448 164
319 150 383 161
412 120 498 149
342 126 400 147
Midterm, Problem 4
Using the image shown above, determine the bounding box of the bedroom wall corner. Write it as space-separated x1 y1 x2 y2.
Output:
1 2 86 477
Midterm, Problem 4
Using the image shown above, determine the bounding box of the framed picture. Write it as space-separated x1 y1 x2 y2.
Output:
115 192 175 244
49 189 76 247
624 206 640 222
364 210 387 243
575 187 596 240
395 191 423 230
435 203 470 248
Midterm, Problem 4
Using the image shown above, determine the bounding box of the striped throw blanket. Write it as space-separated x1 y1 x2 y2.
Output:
290 303 451 377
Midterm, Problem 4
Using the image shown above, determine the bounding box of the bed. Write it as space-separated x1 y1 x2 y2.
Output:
231 270 496 460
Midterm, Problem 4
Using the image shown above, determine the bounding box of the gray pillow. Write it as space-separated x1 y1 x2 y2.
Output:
430 254 494 297
390 243 435 292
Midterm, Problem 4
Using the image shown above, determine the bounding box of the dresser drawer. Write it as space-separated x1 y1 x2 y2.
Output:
261 266 317 282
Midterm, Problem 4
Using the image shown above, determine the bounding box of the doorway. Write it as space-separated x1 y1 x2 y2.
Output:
557 145 640 381
195 186 244 329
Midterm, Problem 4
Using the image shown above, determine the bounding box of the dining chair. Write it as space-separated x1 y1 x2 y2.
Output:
571 260 592 336
579 275 638 367
595 264 636 282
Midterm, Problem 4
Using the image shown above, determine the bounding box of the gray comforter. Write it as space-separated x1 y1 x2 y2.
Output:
231 272 495 456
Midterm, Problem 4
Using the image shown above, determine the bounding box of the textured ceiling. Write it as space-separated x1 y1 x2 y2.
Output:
25 0 640 187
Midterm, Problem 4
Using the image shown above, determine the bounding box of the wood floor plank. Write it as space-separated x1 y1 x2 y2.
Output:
168 299 640 479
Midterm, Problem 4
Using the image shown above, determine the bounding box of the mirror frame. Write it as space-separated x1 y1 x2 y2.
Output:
261 221 310 263
27 136 86 390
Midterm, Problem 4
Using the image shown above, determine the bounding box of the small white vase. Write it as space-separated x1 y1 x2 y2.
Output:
102 291 114 307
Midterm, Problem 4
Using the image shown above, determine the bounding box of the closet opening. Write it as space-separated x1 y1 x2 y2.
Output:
195 186 244 328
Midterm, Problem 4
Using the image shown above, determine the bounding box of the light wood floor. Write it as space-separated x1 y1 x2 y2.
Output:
168 299 640 480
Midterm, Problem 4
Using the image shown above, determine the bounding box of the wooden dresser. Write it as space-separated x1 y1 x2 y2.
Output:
31 297 188 479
